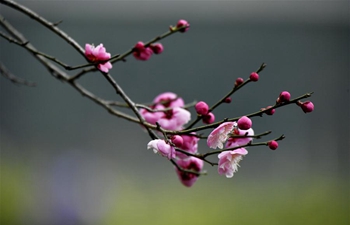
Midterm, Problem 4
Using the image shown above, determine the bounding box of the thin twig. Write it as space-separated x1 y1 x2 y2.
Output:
0 61 36 86
186 63 266 129
201 134 285 158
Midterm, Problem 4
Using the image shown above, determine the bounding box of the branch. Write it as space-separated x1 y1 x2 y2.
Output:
1 0 84 55
201 134 285 158
186 63 266 129
170 159 207 176
0 61 36 86
167 92 313 135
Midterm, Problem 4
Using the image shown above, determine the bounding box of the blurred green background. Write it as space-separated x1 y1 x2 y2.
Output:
1 1 349 225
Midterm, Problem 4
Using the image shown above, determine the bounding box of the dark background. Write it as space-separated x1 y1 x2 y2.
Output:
1 1 349 225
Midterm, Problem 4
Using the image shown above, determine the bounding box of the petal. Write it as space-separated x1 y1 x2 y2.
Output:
207 122 235 149
147 140 160 154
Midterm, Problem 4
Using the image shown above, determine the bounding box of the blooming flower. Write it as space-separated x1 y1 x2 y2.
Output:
85 43 112 73
207 122 235 149
153 92 184 108
175 133 199 159
133 41 153 61
140 92 190 130
225 123 254 148
156 107 191 130
147 139 175 159
175 157 203 187
218 148 248 178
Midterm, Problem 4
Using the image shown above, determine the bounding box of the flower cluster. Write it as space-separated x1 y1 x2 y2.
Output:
195 101 215 124
140 92 191 130
2 4 317 191
207 119 253 178
133 42 164 61
81 20 315 187
144 92 203 187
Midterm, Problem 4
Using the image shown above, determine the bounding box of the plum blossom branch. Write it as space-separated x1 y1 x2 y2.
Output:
1 0 85 54
1 0 315 186
0 29 96 71
0 13 143 125
186 63 266 129
66 22 191 80
201 134 285 158
230 130 272 139
167 92 313 135
134 101 197 112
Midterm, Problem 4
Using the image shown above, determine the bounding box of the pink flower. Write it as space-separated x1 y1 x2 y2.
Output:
176 19 190 33
140 92 190 131
175 157 203 187
175 133 199 159
153 92 184 108
157 107 191 130
139 104 164 124
147 139 175 159
237 116 252 130
195 101 209 115
225 124 254 148
85 43 112 73
133 41 153 61
207 122 235 149
218 148 248 178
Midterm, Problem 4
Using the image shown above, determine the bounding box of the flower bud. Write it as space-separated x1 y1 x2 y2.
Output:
278 91 291 103
249 72 259 81
235 77 244 86
300 101 314 113
176 19 190 33
134 41 145 51
265 106 275 115
268 140 278 150
150 43 164 54
195 101 209 115
237 116 252 130
171 135 183 148
224 97 232 103
202 112 215 124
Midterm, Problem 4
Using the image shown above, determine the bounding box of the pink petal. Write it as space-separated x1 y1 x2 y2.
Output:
207 122 235 149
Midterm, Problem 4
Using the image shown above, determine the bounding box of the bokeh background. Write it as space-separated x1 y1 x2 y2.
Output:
1 1 349 225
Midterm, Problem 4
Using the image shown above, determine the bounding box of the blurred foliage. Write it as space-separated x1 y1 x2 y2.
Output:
1 160 349 225
104 177 349 225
